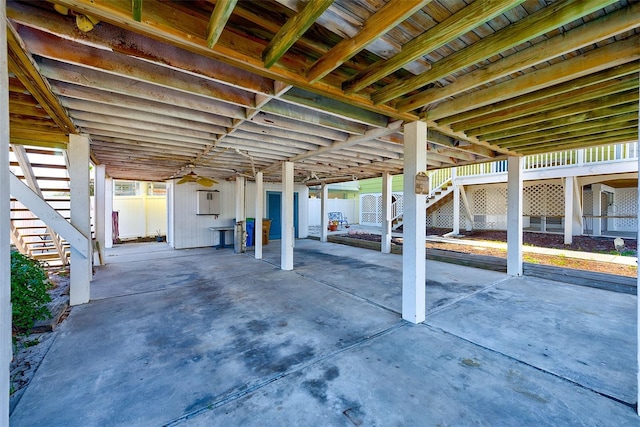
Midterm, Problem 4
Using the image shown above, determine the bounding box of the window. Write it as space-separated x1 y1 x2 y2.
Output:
148 182 167 196
114 181 139 196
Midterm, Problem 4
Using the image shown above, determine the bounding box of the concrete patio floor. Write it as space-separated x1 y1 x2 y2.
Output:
10 239 638 426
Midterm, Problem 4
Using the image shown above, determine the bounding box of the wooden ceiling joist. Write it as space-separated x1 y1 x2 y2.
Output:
206 0 237 48
373 0 618 106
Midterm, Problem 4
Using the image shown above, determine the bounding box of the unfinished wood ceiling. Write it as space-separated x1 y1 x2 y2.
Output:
6 0 640 184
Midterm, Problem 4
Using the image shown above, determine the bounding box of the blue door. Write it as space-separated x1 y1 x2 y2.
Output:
266 192 298 240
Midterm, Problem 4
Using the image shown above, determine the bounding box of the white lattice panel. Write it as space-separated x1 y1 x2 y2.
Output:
523 183 564 216
583 191 593 215
612 188 637 231
360 194 379 225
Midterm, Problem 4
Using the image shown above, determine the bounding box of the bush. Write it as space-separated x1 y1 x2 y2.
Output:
10 251 52 333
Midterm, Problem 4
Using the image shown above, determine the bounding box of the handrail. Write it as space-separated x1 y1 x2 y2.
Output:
456 142 637 178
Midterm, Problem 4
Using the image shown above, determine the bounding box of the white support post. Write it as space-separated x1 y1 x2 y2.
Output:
572 178 583 236
452 168 460 235
234 176 246 253
320 183 328 242
592 183 602 236
459 185 473 231
1 4 12 422
255 172 263 259
105 176 113 248
68 134 93 305
507 156 523 276
563 176 574 245
381 172 392 254
636 78 639 417
281 162 294 270
402 121 427 324
95 165 106 265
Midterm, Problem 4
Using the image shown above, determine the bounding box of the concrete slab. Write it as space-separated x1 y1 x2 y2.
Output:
183 324 638 426
10 239 638 425
427 276 637 404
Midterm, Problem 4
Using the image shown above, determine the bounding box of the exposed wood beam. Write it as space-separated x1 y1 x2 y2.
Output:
398 2 640 113
343 0 520 94
56 85 233 128
441 63 639 127
426 35 640 122
425 121 514 157
453 77 638 133
307 0 429 83
372 0 618 105
206 0 237 48
43 62 245 120
466 91 638 137
44 0 420 122
498 121 638 150
262 0 333 68
515 130 638 154
484 108 639 142
132 0 142 22
6 23 76 134
263 120 403 172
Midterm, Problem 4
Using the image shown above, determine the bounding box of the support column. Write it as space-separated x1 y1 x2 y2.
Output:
94 165 106 265
507 156 523 276
234 176 246 253
381 172 392 253
320 183 328 242
1 5 12 422
636 78 639 416
255 172 263 259
281 162 294 270
563 176 575 245
592 184 602 236
402 121 427 324
105 177 113 248
452 168 460 235
68 134 92 305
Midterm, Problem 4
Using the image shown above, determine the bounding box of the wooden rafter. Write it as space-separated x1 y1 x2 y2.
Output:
426 35 640 122
131 0 142 22
262 0 333 69
306 0 430 83
6 23 76 135
343 0 521 94
372 0 618 106
206 0 237 48
398 2 640 113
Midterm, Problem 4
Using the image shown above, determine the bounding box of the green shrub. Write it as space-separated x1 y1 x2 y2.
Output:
10 251 52 333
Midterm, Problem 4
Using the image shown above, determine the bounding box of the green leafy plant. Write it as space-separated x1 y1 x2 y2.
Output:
10 251 52 333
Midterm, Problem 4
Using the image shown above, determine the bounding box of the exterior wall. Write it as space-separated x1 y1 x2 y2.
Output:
171 180 309 249
308 198 357 226
112 181 167 239
359 175 403 194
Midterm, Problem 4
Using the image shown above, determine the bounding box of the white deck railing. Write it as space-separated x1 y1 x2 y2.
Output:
453 142 637 178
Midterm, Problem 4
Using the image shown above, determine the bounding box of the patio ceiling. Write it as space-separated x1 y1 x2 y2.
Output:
5 0 639 184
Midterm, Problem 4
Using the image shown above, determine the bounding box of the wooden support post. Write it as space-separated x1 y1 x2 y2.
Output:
68 134 92 305
320 183 328 242
402 121 427 324
507 156 523 276
255 172 263 259
281 162 294 270
1 3 12 422
381 172 392 253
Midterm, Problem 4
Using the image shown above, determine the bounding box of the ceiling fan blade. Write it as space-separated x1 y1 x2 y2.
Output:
196 176 218 187
177 175 197 184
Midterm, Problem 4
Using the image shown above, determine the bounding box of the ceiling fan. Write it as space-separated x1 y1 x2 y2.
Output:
175 167 219 187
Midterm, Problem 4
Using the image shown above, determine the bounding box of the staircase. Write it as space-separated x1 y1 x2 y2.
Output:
10 145 71 268
390 176 454 231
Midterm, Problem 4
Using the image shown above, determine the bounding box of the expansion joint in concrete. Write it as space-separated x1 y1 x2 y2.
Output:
166 321 407 425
